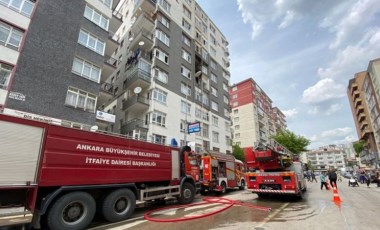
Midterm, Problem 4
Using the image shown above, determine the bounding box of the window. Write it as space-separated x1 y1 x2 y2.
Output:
210 60 216 69
181 100 191 114
195 87 202 102
182 49 192 63
65 87 97 112
158 0 171 13
234 117 239 122
180 119 187 133
212 131 219 143
154 48 169 64
181 65 191 79
211 87 217 97
224 108 229 117
232 94 238 99
0 63 12 89
72 57 101 82
202 94 209 106
155 29 170 46
233 109 238 114
0 0 34 17
202 123 209 138
154 68 168 83
210 35 216 46
182 18 191 31
223 83 229 91
84 5 109 30
212 115 218 126
210 24 216 34
151 111 166 127
152 134 166 145
181 83 191 96
0 21 24 50
225 121 230 131
202 65 208 75
234 125 240 130
78 30 105 55
235 133 240 138
211 73 217 83
224 95 229 104
99 0 112 8
226 136 231 146
157 13 170 28
211 101 218 111
210 47 216 57
232 86 237 91
195 107 209 121
183 5 191 19
152 88 167 104
182 33 191 47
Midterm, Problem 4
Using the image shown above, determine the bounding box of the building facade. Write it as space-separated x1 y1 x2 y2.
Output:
1 0 122 127
98 0 232 154
347 58 380 168
305 145 346 173
229 78 286 148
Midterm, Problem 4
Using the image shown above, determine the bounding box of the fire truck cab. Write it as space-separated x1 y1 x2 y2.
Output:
200 151 245 194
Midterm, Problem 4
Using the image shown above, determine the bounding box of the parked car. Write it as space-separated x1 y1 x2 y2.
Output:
343 172 353 179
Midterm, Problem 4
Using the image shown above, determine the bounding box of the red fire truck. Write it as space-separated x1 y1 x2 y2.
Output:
0 112 200 230
200 151 246 194
245 140 306 198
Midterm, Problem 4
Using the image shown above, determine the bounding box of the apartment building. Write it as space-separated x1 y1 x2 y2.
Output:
229 78 286 148
305 145 346 173
347 59 380 168
97 0 232 153
1 0 122 127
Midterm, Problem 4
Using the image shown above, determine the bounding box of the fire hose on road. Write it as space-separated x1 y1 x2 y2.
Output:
144 197 271 222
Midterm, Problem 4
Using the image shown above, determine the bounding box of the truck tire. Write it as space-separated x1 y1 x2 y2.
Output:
178 182 195 204
239 180 246 190
101 188 136 222
46 192 95 230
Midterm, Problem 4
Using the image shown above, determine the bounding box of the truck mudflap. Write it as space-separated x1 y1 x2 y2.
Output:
248 189 297 194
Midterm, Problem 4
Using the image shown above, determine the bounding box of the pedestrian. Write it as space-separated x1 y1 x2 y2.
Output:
311 171 318 183
366 171 371 188
337 174 342 182
328 169 338 188
377 172 380 187
320 172 328 190
360 171 366 184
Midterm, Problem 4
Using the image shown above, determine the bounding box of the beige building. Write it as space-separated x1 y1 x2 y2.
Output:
229 78 286 148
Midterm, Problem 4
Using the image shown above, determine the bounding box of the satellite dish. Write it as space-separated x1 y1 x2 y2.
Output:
134 87 142 94
90 125 98 132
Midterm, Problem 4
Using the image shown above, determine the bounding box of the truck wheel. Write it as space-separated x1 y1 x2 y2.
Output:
102 188 136 222
178 182 195 204
47 192 95 230
239 180 246 190
220 182 227 194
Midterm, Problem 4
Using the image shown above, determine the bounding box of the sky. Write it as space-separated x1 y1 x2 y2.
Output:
197 0 380 149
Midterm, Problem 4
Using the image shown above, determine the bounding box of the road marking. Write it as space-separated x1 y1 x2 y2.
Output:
255 202 289 228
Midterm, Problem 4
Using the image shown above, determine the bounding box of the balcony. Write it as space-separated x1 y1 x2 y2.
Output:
355 98 362 108
361 128 371 138
129 28 154 52
122 95 150 111
360 121 368 130
97 82 114 108
105 30 120 56
133 0 157 16
358 113 365 122
352 90 360 100
132 11 155 34
102 55 117 82
124 60 152 91
356 105 364 116
120 118 148 135
109 10 123 35
350 82 358 95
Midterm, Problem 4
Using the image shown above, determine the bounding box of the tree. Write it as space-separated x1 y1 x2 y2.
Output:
232 144 245 162
353 140 365 157
271 129 310 155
